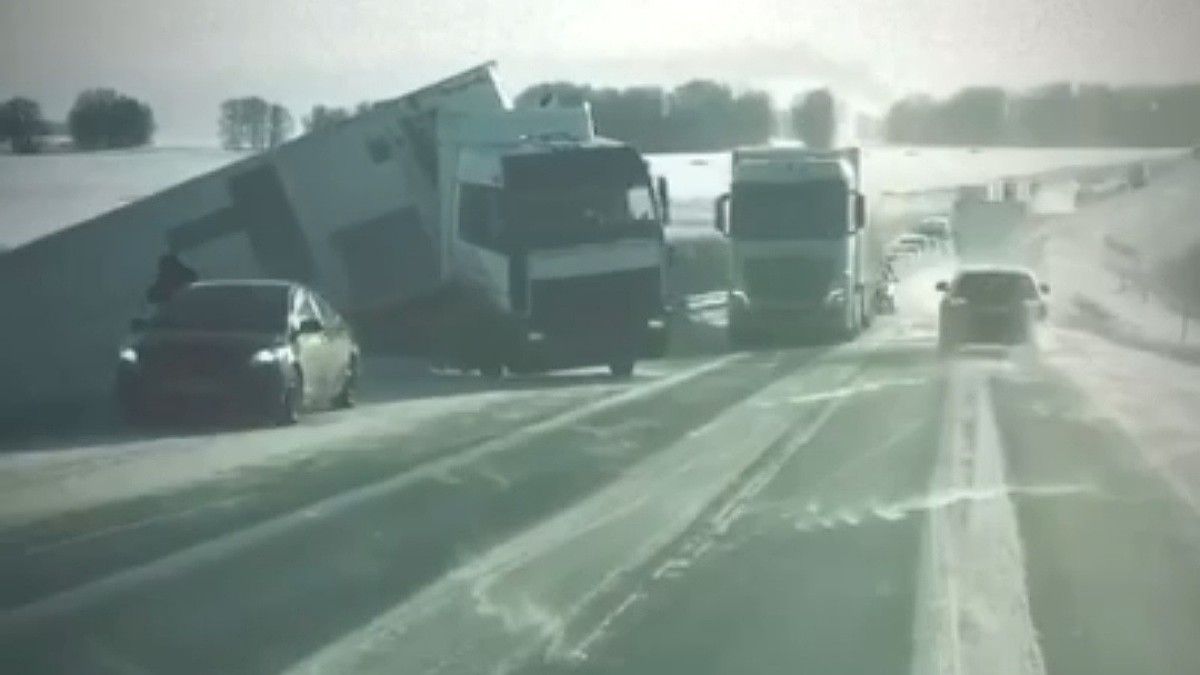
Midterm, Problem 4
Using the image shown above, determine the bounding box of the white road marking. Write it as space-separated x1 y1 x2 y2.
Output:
281 343 877 675
0 353 746 635
910 364 1047 675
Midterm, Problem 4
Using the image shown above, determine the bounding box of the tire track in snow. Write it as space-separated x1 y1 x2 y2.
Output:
911 363 1047 675
280 336 895 675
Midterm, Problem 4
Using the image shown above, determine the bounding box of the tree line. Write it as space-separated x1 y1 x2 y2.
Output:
512 82 845 152
216 100 381 150
885 83 1200 147
513 81 780 153
0 89 155 154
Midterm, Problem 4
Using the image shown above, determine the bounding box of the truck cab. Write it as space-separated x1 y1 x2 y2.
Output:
714 147 870 346
443 108 671 376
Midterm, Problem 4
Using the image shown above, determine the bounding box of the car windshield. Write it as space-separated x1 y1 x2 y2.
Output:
953 272 1039 302
149 285 288 333
730 180 848 239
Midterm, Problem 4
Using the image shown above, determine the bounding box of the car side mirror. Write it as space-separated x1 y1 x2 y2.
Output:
714 193 731 236
656 176 671 225
1039 283 1050 295
129 317 148 332
935 281 950 292
298 318 324 335
854 193 867 231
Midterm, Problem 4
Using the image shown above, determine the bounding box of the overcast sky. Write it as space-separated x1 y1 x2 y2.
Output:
3 0 1198 143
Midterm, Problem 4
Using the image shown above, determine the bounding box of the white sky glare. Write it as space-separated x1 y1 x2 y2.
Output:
2 0 1198 142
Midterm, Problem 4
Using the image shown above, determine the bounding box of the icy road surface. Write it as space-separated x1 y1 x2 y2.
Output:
3 165 1200 674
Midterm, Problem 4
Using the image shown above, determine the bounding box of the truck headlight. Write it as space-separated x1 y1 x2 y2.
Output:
250 346 294 365
118 347 139 364
824 285 848 305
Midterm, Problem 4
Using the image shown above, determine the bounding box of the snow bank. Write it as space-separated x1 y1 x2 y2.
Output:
1039 157 1200 510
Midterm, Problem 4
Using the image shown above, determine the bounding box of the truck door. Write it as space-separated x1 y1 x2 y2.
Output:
228 164 317 283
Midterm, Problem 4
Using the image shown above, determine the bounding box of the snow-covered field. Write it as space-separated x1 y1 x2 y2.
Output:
0 145 1184 248
1037 160 1200 509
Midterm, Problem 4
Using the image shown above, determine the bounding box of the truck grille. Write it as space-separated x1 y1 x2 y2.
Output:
743 258 835 302
530 268 661 331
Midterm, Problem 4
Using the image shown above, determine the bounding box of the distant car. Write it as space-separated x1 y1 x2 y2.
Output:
116 280 360 426
935 266 1049 354
913 216 953 247
889 233 931 256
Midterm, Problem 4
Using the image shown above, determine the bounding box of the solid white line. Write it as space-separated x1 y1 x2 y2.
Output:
0 352 747 635
910 365 1046 675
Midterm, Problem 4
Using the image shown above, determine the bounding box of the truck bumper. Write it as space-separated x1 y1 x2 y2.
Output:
730 293 849 337
509 315 670 372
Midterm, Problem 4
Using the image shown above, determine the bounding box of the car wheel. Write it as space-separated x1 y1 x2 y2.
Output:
609 359 635 379
274 369 302 426
333 357 358 410
479 362 504 380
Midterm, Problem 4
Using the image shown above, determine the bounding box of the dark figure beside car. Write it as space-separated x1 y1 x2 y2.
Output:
117 280 360 426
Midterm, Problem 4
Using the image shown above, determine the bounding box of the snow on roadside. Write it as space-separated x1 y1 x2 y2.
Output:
1039 160 1200 510
0 368 624 526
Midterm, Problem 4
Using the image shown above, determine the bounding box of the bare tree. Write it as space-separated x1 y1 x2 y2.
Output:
0 97 48 154
218 97 275 150
302 105 351 133
790 89 838 150
268 104 293 148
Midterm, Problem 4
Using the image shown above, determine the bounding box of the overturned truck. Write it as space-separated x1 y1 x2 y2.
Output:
0 62 673 419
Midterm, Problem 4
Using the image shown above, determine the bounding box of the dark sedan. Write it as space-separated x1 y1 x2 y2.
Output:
936 266 1049 354
116 280 359 426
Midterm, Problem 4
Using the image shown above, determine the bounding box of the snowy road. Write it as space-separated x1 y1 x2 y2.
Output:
4 180 1200 674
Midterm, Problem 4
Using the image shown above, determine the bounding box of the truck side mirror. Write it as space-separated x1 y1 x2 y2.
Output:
935 281 950 293
656 176 671 224
854 193 867 231
714 193 731 236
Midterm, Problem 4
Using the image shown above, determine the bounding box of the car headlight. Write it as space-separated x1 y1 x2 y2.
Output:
118 347 139 364
250 346 294 365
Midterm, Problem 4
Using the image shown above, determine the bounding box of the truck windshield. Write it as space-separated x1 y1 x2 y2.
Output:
502 184 661 249
730 180 848 239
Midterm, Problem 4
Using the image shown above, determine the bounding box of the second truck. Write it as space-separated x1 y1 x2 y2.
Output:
714 146 876 346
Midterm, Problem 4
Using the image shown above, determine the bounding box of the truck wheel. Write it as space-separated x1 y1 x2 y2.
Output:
609 359 635 379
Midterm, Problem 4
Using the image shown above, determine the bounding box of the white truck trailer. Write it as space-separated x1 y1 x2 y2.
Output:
0 62 672 421
713 147 876 346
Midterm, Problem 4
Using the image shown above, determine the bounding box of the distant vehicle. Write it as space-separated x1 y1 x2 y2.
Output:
116 280 360 426
713 147 875 346
888 233 931 256
935 266 1049 354
874 265 897 314
913 215 953 245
